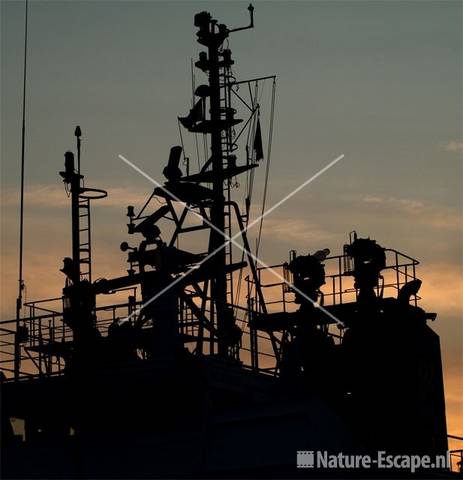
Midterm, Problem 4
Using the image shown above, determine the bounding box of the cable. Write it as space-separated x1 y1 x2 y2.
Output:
177 119 187 161
236 94 259 312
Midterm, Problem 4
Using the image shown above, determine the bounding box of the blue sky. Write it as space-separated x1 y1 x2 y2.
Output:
1 0 462 441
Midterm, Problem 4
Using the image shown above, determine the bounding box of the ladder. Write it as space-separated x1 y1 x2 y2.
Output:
219 67 235 305
78 197 92 282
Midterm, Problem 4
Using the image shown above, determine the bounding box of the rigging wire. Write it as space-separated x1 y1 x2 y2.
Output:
137 190 156 219
202 134 208 167
258 79 266 106
177 119 186 158
235 84 259 311
247 82 259 205
177 119 191 176
194 130 201 170
244 98 256 198
255 78 276 257
191 58 201 170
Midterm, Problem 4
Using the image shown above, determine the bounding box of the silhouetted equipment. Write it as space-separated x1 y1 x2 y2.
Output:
154 181 214 203
163 146 183 181
179 99 204 129
288 248 330 305
253 118 264 161
74 125 82 173
119 241 131 252
194 84 210 97
1 6 451 479
60 257 79 283
398 278 422 304
134 219 161 241
344 232 386 304
132 205 169 235
182 163 257 183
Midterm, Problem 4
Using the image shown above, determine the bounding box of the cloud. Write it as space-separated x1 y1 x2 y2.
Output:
0 246 129 320
363 195 424 211
419 263 463 316
261 218 335 246
362 195 462 231
444 140 463 153
1 184 151 209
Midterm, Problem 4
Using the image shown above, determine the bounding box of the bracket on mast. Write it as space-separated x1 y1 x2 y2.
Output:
229 4 254 33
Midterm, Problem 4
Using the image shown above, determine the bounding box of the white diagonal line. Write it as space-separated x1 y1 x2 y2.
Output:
119 154 344 326
245 154 344 230
119 154 344 325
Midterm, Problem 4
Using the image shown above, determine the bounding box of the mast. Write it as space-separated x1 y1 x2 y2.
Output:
203 15 228 356
193 7 254 356
59 133 107 349
67 152 82 282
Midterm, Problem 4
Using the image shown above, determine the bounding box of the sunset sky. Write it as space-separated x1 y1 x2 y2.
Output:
1 0 462 449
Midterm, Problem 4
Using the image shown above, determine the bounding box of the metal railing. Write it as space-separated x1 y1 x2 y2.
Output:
0 248 421 382
0 288 277 380
246 248 420 317
448 435 463 474
0 294 140 379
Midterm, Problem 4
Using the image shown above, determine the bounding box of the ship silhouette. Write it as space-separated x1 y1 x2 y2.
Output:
1 5 456 479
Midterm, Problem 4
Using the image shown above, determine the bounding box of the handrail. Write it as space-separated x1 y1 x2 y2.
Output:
384 248 420 265
24 296 63 306
0 299 146 326
0 293 277 379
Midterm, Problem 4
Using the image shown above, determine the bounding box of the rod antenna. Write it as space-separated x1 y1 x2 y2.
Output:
14 0 29 379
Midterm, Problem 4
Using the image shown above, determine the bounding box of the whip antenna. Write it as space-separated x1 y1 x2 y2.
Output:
14 0 29 379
